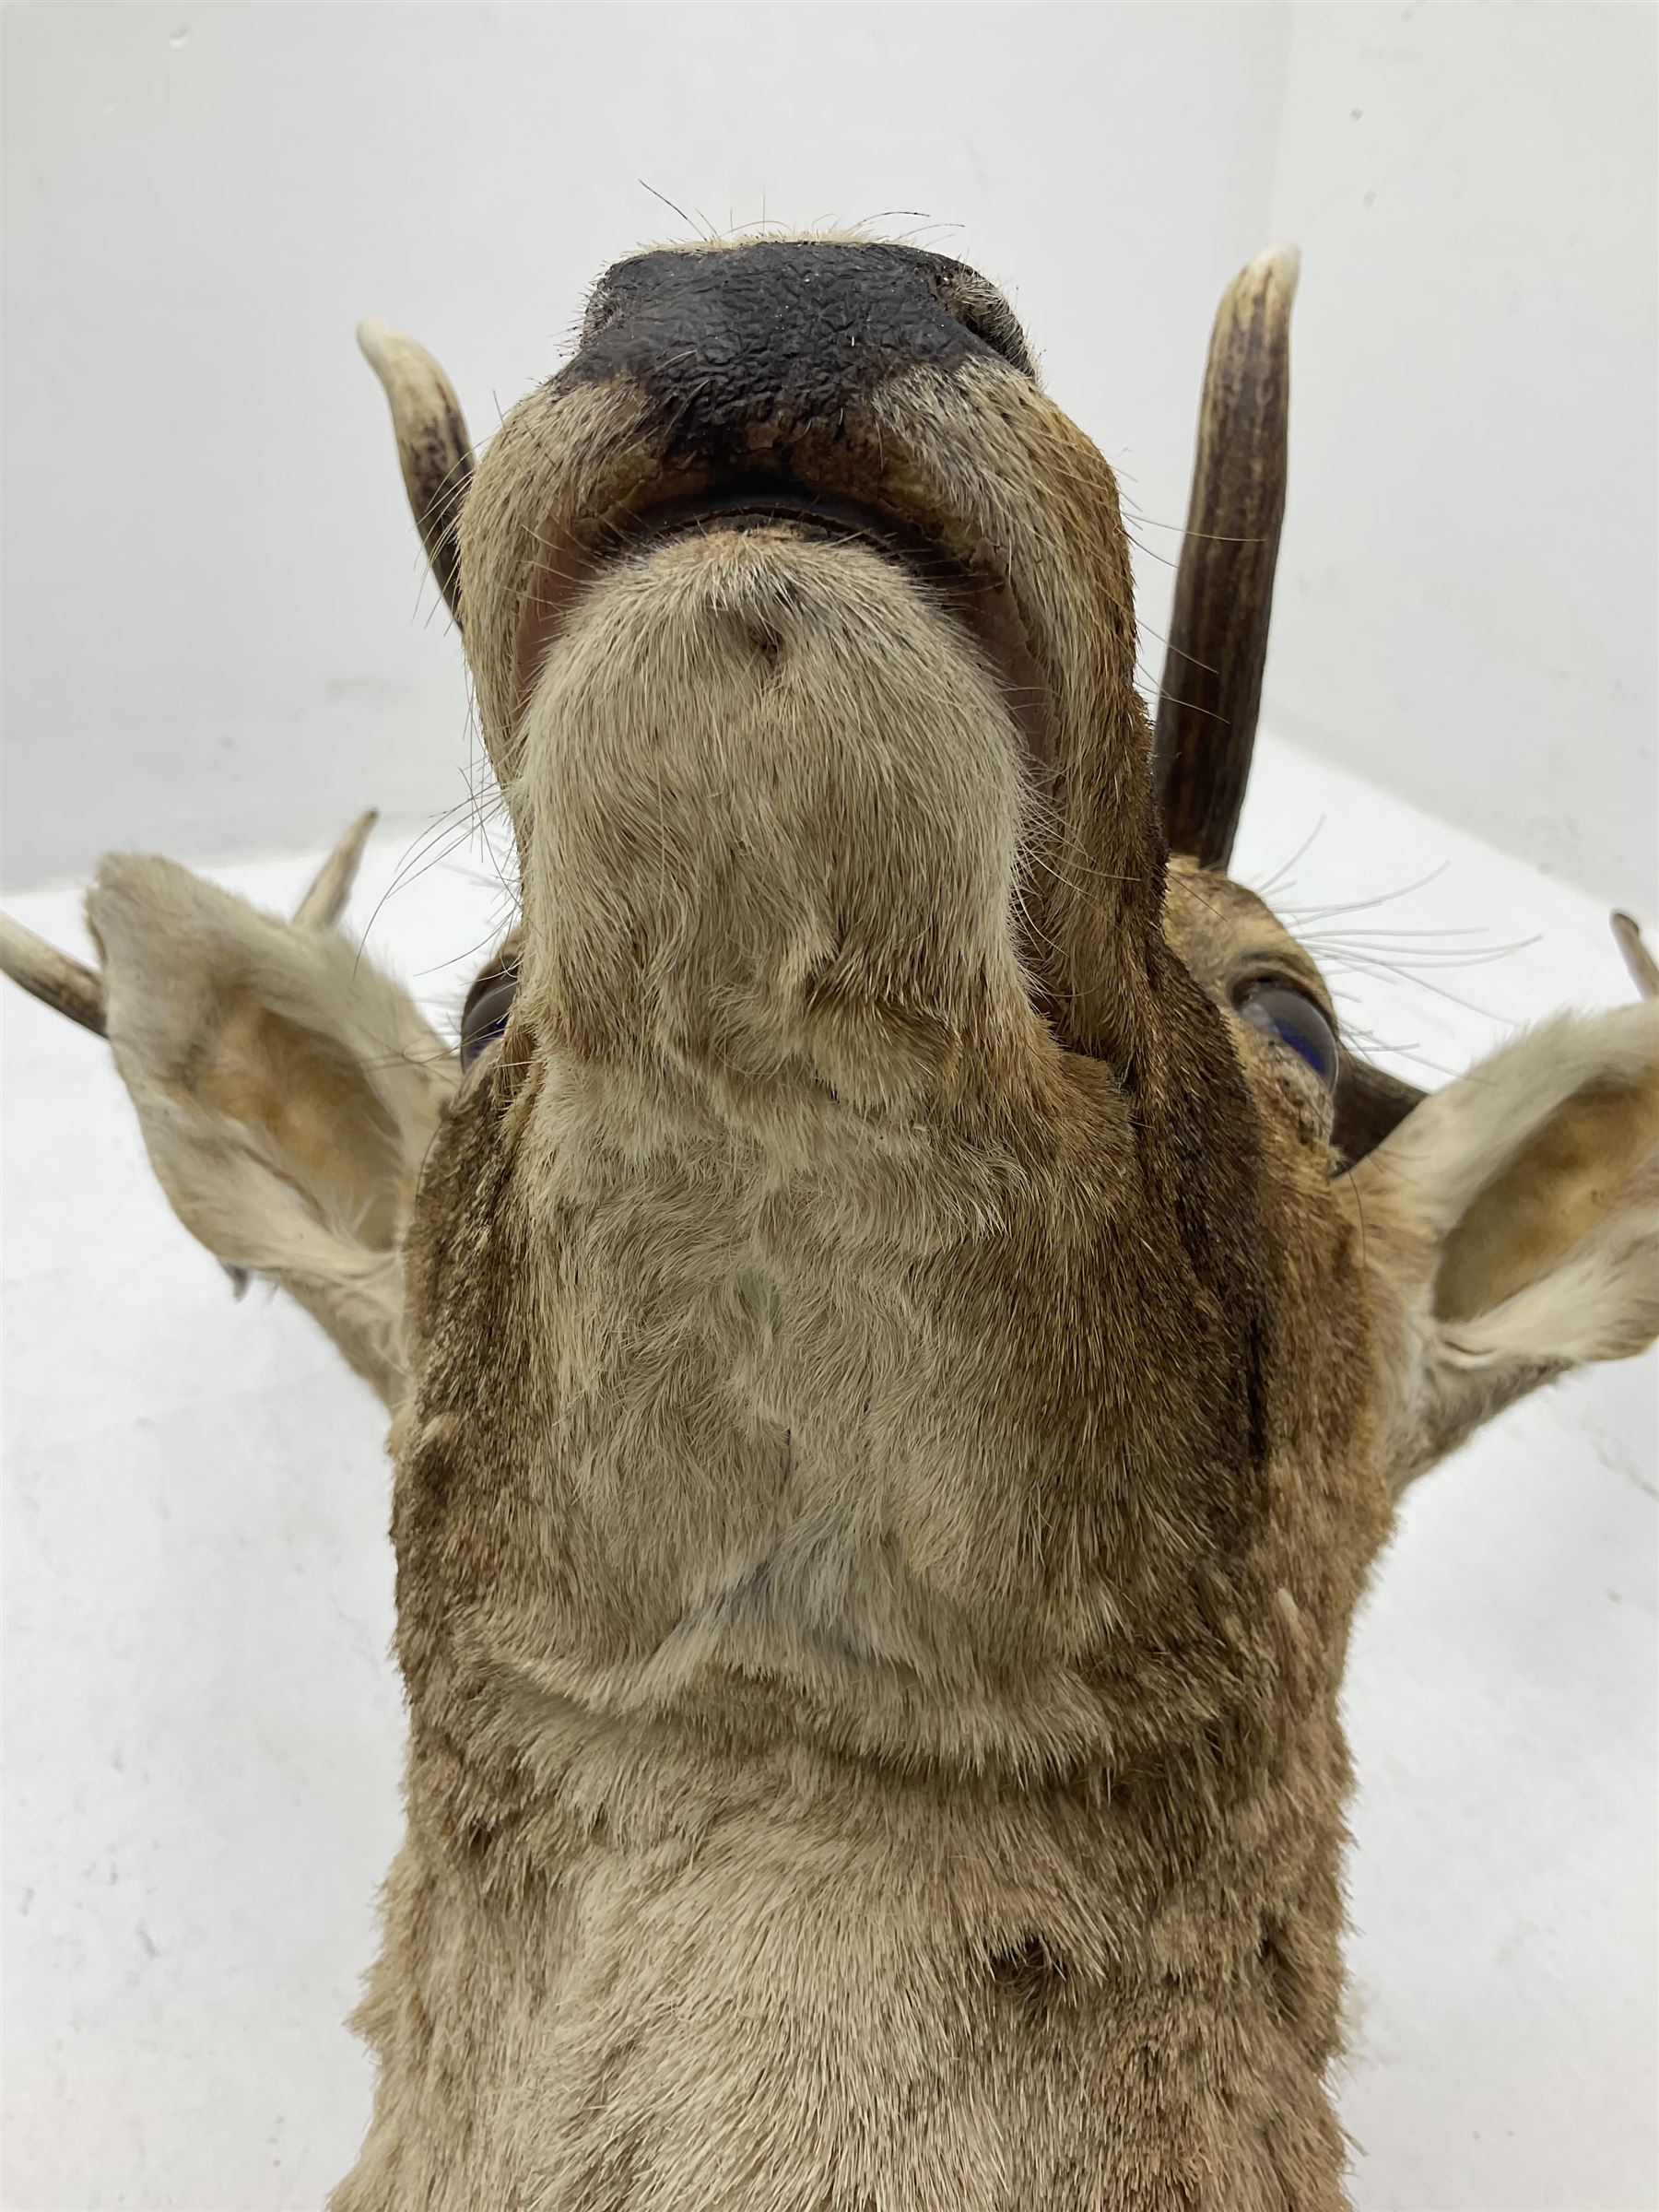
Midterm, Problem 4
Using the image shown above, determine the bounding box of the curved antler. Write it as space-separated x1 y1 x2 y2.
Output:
1153 245 1299 871
357 321 473 625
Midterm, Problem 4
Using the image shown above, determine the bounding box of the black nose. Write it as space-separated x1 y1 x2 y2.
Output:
563 241 1033 471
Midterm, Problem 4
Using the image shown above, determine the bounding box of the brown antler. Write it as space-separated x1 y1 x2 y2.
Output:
1153 245 1299 870
357 320 473 624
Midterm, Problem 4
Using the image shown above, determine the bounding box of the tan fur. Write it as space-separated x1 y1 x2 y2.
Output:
1346 1003 1659 1487
85 853 457 1406
10 239 1656 2209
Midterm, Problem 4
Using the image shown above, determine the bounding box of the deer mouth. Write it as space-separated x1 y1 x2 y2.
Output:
513 465 1054 787
619 481 957 575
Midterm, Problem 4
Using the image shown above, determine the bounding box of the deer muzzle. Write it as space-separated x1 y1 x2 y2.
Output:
456 241 1161 1093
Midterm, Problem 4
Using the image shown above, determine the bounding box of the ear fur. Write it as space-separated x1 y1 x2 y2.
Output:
1348 1003 1659 1488
86 854 459 1406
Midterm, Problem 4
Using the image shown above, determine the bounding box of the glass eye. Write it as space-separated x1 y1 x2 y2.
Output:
460 971 517 1069
1236 983 1339 1089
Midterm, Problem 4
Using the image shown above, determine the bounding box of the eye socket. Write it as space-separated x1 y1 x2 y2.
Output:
1236 983 1339 1090
459 971 517 1069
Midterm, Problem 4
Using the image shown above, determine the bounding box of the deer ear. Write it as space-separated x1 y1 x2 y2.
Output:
1351 1000 1659 1488
79 842 458 1408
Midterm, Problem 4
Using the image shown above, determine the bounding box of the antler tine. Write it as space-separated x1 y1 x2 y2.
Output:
1153 244 1300 871
357 320 473 625
1611 910 1659 999
292 809 380 930
0 912 106 1036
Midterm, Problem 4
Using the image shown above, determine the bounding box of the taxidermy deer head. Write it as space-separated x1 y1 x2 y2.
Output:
5 239 1656 2211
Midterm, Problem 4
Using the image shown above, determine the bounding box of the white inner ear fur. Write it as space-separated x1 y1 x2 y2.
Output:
1356 1001 1659 1377
86 854 459 1406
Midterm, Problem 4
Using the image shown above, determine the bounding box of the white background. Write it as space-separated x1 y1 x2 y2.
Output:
3 6 1656 2210
3 2 1654 907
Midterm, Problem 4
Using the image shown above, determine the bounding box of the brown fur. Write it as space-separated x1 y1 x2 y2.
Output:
13 239 1656 2208
332 245 1657 2208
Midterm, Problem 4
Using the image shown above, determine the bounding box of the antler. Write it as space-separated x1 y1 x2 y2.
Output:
0 912 106 1034
1612 911 1659 999
357 320 473 625
291 808 380 929
1153 245 1300 871
0 812 379 1039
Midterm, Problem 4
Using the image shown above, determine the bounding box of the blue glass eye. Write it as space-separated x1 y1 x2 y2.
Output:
460 973 517 1069
1237 983 1338 1089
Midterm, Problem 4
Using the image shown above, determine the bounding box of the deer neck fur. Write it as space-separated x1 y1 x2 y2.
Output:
336 1034 1388 2212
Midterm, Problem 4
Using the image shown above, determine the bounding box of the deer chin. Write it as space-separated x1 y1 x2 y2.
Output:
513 468 1054 789
465 356 1155 1075
504 512 1050 1114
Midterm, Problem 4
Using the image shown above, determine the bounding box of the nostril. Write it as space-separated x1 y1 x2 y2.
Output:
933 272 1037 379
